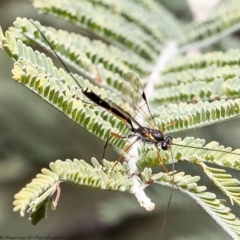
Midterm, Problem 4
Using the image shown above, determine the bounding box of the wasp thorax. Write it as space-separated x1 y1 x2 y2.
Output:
151 129 164 141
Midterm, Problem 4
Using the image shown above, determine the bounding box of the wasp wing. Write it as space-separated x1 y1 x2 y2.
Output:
119 72 157 129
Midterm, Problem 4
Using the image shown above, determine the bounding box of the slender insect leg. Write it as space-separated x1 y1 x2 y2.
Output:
102 131 126 160
160 181 173 239
162 115 194 133
113 138 138 168
106 139 138 187
75 95 96 106
159 148 177 239
102 131 111 161
108 139 137 175
156 147 169 174
161 120 179 133
111 132 127 139
156 148 171 238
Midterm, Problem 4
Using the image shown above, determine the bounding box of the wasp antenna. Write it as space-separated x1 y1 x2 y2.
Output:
172 142 240 156
29 20 83 91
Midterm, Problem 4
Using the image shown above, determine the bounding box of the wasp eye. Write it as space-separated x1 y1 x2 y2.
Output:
161 142 169 150
161 136 172 150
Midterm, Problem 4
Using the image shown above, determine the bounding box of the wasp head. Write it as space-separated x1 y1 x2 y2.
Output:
161 136 172 150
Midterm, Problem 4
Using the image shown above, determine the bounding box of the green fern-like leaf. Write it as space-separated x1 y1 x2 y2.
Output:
31 0 158 61
137 137 240 171
11 17 150 79
1 0 240 238
13 158 240 238
13 158 132 224
1 27 131 150
155 48 240 103
151 170 240 240
178 0 240 51
200 164 240 206
3 21 240 136
132 0 185 40
2 19 240 208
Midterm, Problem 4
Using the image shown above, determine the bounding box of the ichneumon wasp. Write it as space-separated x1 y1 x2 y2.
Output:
29 20 175 163
26 20 180 234
17 19 240 238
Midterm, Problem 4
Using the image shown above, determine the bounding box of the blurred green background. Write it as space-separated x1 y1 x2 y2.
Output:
0 1 240 239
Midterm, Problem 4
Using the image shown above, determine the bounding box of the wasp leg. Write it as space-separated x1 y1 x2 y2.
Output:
156 147 169 174
113 138 138 167
162 115 194 133
106 139 138 187
161 121 178 133
102 131 127 160
156 147 178 239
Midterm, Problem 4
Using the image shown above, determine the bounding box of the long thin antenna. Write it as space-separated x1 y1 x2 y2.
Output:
172 142 240 156
30 20 83 91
